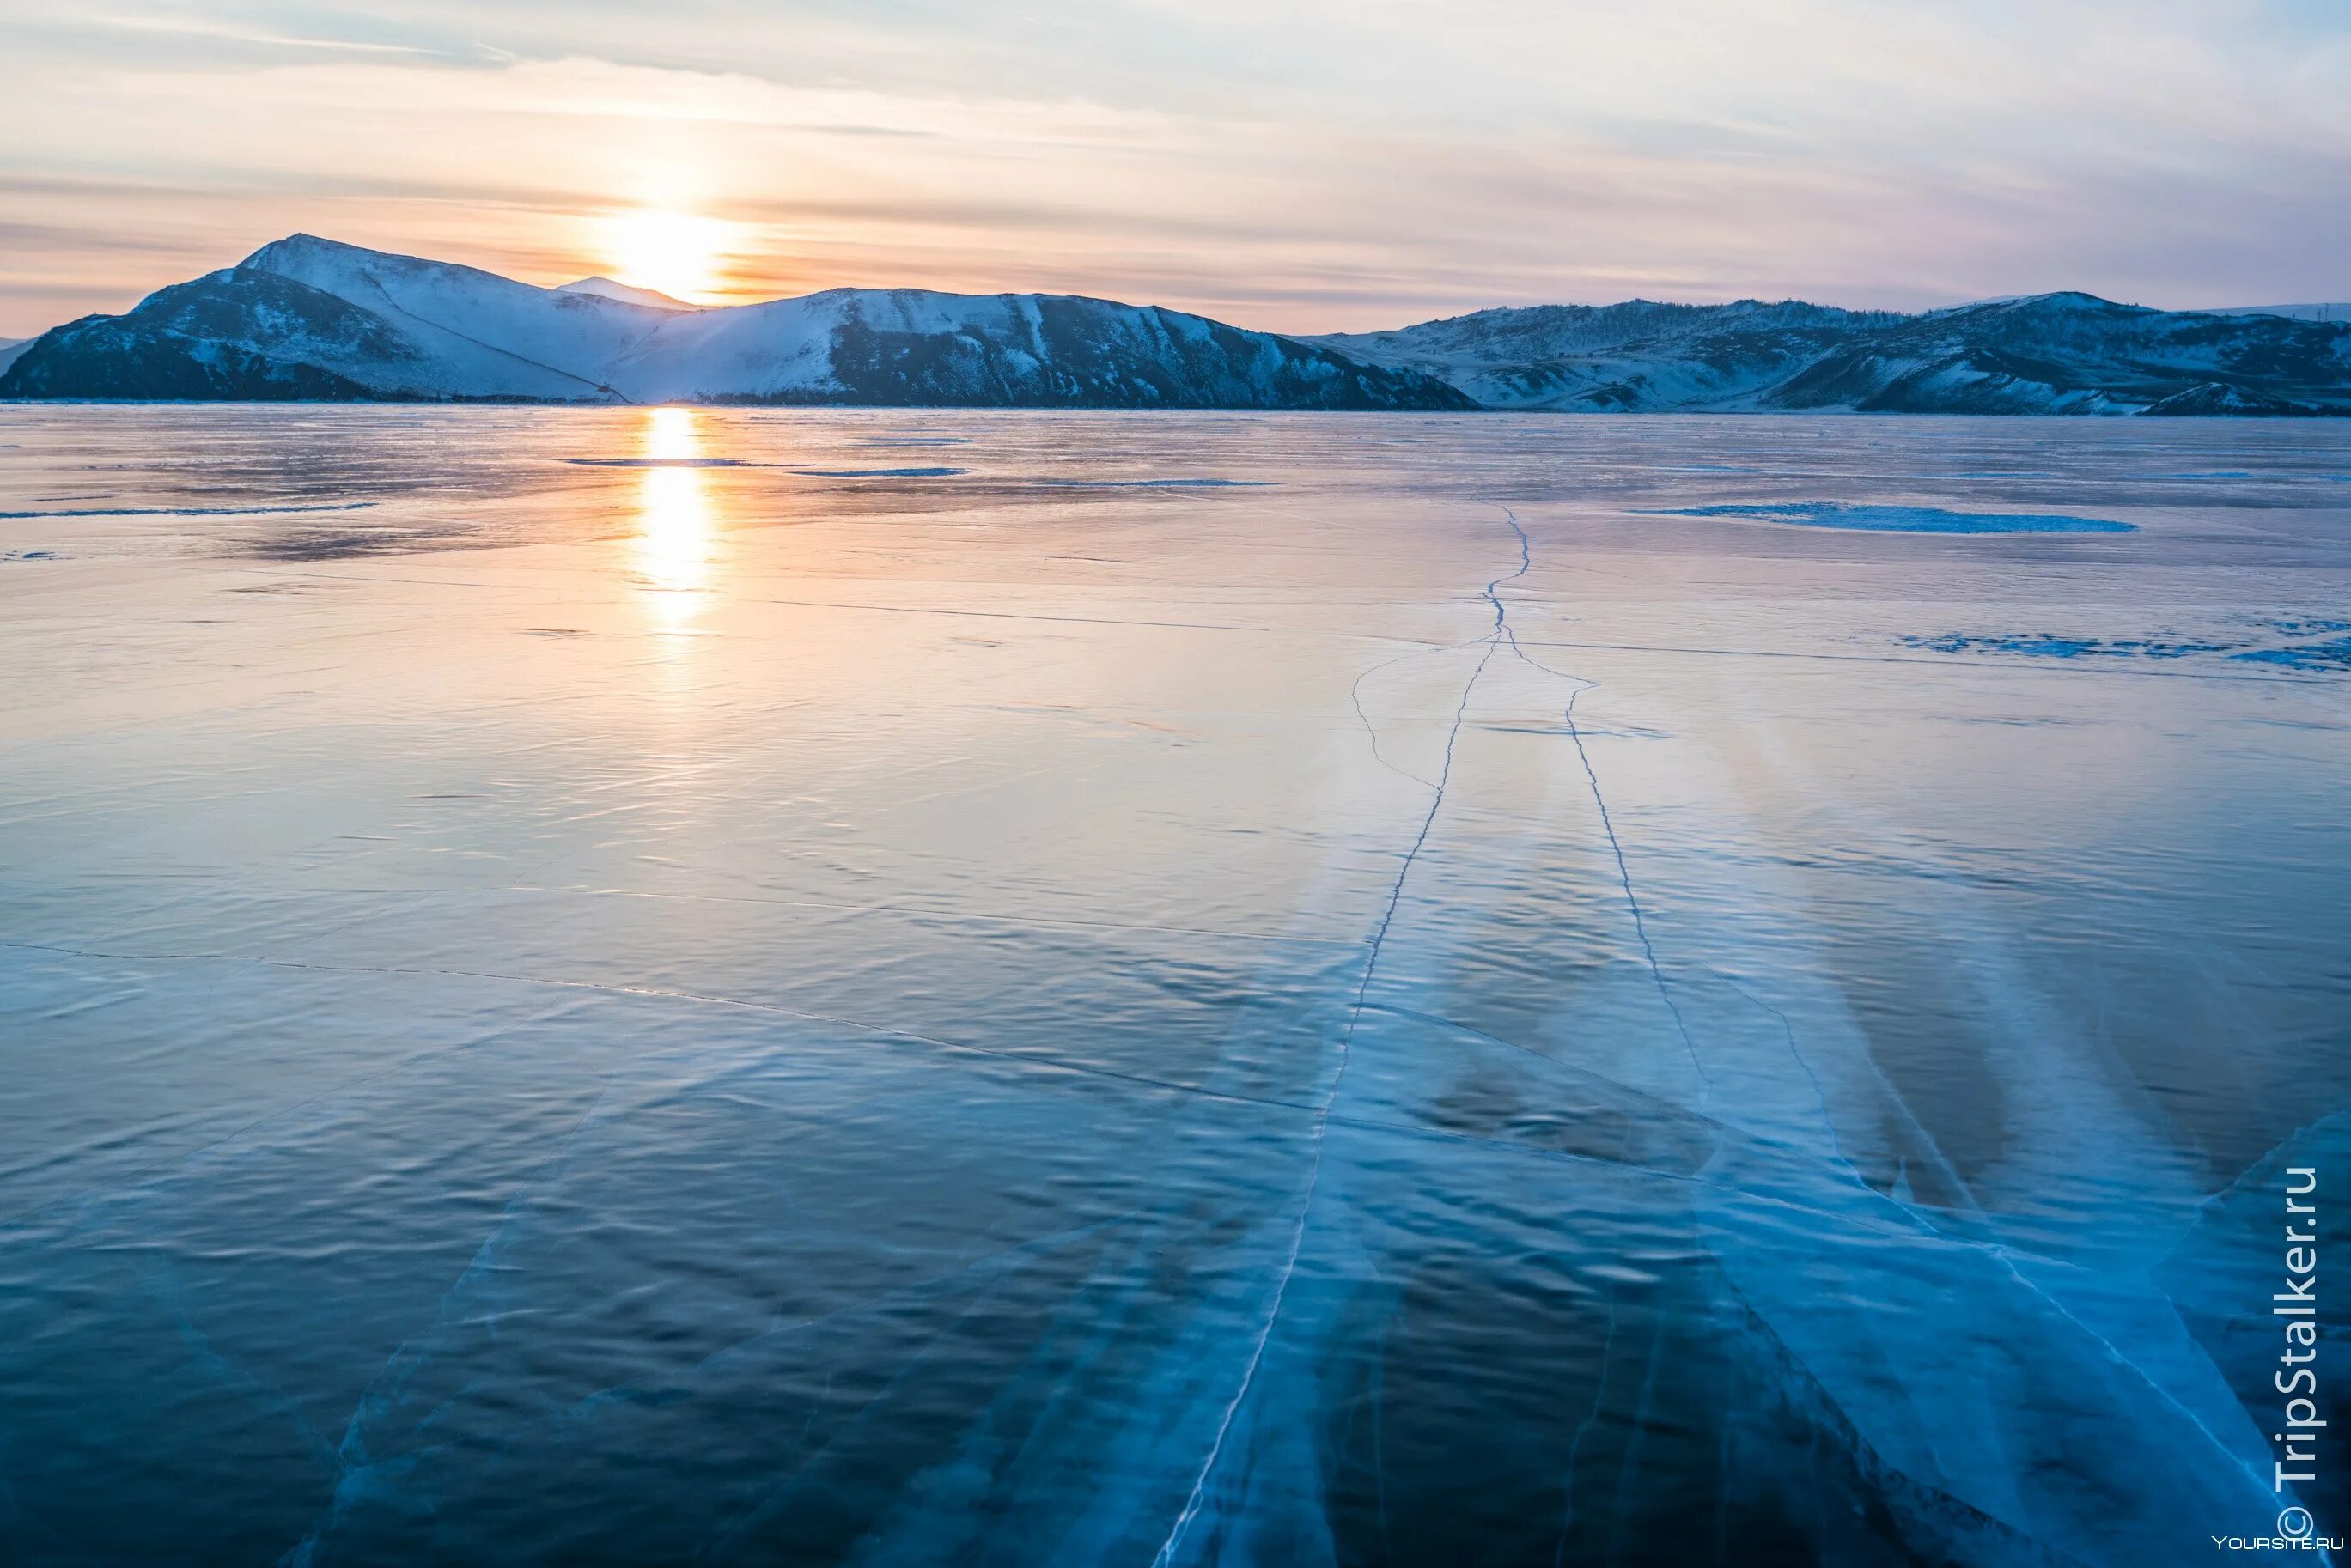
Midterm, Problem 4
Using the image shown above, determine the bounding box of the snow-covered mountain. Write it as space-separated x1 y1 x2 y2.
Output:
1314 292 2351 415
2204 302 2351 323
556 276 700 310
11 240 2346 414
0 337 28 378
0 235 1471 410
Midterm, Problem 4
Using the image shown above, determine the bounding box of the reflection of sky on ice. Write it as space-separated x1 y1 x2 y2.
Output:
2 409 2348 1565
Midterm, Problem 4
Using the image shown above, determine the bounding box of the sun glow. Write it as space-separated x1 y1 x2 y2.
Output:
605 209 734 305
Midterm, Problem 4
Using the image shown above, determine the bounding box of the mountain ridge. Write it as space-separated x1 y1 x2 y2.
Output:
1310 290 2351 415
0 235 1472 410
3 235 2345 414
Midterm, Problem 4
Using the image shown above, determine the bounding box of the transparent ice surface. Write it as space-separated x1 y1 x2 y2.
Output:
3 408 2349 1565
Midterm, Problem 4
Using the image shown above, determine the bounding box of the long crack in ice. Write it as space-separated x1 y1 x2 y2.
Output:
1149 507 1530 1567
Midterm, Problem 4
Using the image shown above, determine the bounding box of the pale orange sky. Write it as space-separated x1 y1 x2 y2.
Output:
3 1 2348 337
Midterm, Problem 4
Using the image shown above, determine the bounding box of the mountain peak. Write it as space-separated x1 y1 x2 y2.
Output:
239 233 375 270
1947 289 2139 316
556 277 701 311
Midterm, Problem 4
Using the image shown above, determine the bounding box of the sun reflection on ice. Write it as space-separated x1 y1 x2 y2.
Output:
630 406 725 623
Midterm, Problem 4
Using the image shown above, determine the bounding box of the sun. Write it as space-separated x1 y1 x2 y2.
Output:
605 210 733 305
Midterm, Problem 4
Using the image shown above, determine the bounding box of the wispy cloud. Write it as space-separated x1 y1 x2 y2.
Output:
93 12 443 56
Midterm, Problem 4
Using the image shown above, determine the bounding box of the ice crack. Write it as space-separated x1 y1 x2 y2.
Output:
1150 505 1532 1566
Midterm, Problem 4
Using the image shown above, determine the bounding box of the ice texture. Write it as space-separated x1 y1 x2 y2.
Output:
2 407 2348 1566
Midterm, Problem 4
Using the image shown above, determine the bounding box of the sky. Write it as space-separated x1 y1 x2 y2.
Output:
2 0 2348 337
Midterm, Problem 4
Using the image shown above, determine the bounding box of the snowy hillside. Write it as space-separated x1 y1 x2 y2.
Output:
11 240 2345 413
0 235 1472 410
1314 300 1904 410
1317 292 2351 414
0 338 27 378
557 277 700 311
2204 302 2351 323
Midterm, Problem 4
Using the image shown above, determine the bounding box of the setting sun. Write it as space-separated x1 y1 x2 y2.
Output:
604 209 734 305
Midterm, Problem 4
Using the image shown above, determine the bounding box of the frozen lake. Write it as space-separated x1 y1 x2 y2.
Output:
3 407 2348 1565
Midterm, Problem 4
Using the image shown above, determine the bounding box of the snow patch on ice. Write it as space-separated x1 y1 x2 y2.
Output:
789 466 966 478
1032 478 1270 489
563 457 769 469
2229 636 2351 671
0 501 375 520
1899 634 2232 660
1644 501 2135 533
1902 615 2351 670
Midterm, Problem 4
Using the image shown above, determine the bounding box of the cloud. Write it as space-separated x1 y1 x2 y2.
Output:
91 12 445 57
0 1 2345 334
